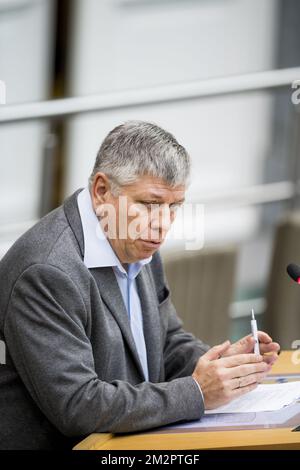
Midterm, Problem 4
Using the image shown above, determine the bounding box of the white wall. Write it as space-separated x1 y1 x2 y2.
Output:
0 0 55 258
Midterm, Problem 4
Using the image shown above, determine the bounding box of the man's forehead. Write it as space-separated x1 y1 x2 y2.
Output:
124 176 186 198
139 189 185 200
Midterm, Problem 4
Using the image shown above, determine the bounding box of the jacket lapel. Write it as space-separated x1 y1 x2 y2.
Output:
136 267 162 383
89 267 146 382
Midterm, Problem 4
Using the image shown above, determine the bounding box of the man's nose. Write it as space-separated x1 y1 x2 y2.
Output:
150 205 172 232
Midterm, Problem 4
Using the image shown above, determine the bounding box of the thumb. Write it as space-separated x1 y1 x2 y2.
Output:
204 340 231 361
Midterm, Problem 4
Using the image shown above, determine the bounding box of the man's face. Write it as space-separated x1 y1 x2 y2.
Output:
91 174 185 264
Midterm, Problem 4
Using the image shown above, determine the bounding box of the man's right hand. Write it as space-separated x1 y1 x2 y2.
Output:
192 340 271 410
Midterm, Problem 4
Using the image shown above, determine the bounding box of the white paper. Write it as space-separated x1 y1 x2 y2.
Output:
205 381 300 414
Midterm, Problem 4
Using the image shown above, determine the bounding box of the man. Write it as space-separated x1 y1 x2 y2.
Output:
0 121 279 449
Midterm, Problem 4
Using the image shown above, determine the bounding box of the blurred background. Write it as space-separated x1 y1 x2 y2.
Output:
1 0 300 349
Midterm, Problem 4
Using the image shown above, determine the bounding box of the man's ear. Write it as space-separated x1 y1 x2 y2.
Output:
92 172 111 204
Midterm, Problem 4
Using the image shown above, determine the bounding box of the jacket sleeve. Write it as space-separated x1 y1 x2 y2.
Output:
4 263 204 437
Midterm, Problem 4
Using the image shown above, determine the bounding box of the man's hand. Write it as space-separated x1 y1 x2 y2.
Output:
192 341 271 410
222 332 280 366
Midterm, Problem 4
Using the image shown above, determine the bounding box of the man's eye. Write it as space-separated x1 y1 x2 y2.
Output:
138 202 153 209
137 202 182 210
136 202 152 208
140 202 160 208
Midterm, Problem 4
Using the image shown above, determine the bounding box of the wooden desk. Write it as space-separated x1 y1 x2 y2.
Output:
74 351 300 450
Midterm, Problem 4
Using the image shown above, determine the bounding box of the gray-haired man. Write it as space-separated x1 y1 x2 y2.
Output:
0 121 279 449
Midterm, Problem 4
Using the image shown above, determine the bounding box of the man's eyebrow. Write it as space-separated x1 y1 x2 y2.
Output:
171 199 185 204
137 194 185 203
137 193 164 200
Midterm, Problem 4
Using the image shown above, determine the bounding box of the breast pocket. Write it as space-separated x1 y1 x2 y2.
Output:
158 286 171 334
157 285 170 305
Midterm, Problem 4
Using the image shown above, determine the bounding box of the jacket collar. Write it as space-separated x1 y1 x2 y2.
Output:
63 188 85 258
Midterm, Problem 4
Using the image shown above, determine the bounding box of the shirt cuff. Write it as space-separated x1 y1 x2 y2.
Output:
192 377 205 409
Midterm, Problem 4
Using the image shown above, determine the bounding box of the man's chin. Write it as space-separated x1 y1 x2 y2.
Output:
134 239 162 258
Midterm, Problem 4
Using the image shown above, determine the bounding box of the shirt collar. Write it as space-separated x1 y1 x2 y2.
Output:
77 188 152 278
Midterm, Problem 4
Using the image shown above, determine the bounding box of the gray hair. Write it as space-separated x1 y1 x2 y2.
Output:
88 120 190 194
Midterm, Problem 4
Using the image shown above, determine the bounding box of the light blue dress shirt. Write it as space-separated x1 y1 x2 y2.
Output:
77 188 152 381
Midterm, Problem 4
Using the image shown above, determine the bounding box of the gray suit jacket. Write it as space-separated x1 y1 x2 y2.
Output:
0 189 209 450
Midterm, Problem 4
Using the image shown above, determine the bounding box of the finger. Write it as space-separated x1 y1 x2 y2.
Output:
226 335 254 356
227 361 270 379
263 353 279 365
257 331 272 343
230 371 267 390
203 341 231 361
259 342 280 354
220 353 263 368
230 382 258 399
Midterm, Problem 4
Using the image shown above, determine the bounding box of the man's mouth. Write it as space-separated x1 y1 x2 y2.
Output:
139 239 162 248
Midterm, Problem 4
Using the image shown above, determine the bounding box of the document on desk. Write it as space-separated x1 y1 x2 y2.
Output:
206 381 300 414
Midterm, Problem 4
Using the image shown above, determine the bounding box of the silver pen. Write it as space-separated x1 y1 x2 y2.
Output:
251 308 260 355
